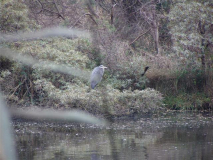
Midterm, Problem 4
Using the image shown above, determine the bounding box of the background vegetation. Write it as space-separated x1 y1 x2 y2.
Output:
0 0 213 114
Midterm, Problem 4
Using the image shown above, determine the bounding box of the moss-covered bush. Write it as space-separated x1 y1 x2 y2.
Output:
34 78 164 115
5 38 91 103
0 0 38 32
116 88 164 115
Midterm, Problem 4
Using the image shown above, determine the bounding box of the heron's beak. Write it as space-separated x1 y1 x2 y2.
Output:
101 66 107 69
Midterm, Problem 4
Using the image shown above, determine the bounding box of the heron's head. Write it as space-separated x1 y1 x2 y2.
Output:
99 65 107 71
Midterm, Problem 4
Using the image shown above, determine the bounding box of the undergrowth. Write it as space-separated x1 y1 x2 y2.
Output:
0 37 164 116
164 93 212 111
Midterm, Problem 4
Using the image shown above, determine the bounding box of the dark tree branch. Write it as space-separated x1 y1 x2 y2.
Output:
72 13 98 27
36 0 65 20
111 4 117 25
53 0 65 20
129 28 151 45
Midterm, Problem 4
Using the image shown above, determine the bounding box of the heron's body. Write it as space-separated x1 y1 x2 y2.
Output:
90 65 107 89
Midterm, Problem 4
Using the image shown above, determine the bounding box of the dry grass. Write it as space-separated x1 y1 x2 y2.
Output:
144 53 181 80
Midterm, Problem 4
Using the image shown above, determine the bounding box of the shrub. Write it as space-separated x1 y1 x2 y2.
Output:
32 76 164 115
109 55 149 91
116 88 164 115
0 0 38 32
164 92 212 110
5 38 92 104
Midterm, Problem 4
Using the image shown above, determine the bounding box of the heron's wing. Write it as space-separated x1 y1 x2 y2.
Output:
91 70 103 82
90 67 104 89
91 81 97 89
91 67 103 80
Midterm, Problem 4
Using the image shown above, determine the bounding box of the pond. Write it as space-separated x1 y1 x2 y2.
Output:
13 112 213 160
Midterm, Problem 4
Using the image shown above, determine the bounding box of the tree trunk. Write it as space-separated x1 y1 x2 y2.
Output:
153 24 160 54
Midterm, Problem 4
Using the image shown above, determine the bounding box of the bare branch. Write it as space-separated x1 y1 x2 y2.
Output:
72 13 98 27
53 0 65 20
35 0 65 20
129 28 151 45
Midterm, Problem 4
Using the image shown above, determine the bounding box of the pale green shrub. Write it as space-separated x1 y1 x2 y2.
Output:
0 0 38 32
33 75 164 115
116 88 164 115
16 38 90 69
5 37 92 103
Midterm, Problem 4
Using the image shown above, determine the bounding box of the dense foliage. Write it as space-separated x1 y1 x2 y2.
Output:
0 0 213 113
0 0 37 32
168 0 213 65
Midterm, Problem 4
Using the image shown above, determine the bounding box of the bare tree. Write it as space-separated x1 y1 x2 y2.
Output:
24 0 85 28
139 0 164 54
95 0 166 54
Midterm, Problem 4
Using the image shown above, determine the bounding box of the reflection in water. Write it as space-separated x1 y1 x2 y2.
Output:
13 112 213 160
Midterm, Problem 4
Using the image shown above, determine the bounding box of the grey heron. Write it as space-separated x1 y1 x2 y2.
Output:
90 65 107 89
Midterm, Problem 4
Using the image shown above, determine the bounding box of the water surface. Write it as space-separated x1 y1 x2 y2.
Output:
13 112 213 160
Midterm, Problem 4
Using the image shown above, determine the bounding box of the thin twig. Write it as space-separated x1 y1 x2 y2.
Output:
72 13 98 27
129 28 151 45
8 78 26 99
36 0 65 20
53 0 65 20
